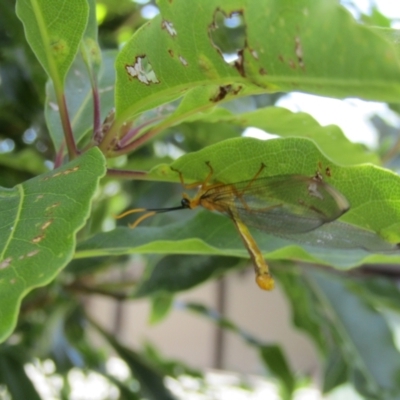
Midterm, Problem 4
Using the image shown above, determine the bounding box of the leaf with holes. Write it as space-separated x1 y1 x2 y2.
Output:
0 148 106 343
113 0 400 129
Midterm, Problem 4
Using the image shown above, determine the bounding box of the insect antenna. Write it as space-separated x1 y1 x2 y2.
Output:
115 203 188 229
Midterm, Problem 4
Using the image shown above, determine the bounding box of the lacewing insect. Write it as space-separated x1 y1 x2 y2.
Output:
117 163 350 291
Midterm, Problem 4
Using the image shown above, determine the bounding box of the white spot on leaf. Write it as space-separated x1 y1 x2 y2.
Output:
250 50 258 59
161 20 177 36
295 36 304 68
179 55 188 66
0 257 12 269
49 102 59 111
27 250 40 257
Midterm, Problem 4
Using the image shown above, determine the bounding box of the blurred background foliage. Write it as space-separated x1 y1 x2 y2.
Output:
1 0 400 399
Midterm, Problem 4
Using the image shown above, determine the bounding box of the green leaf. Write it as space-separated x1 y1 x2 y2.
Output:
0 149 47 175
0 147 106 343
45 50 116 151
189 106 379 165
79 138 400 269
80 0 102 79
149 293 174 325
165 137 400 242
135 255 241 297
16 0 89 85
348 277 400 311
323 349 349 394
274 267 326 351
275 267 352 394
101 373 142 400
114 0 400 126
306 270 400 399
0 346 42 400
92 320 177 400
259 345 296 400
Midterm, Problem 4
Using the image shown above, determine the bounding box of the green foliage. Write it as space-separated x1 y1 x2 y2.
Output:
0 148 105 342
1 0 400 399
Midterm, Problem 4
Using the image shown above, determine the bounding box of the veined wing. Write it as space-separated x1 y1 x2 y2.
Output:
202 174 350 235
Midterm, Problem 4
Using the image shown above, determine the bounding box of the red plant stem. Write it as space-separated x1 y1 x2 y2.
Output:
57 92 78 159
106 168 148 180
111 102 214 157
54 141 66 168
92 86 102 143
118 116 164 148
111 125 164 156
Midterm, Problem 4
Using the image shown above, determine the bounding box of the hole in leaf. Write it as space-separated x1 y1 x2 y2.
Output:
125 55 160 85
208 9 246 64
161 20 177 36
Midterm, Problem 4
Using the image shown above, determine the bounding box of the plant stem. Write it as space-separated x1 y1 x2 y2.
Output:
107 168 148 179
92 86 102 143
57 92 78 159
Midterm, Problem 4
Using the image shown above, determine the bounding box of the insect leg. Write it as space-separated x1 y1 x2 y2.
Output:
230 214 274 291
171 161 216 190
236 163 266 197
230 163 268 210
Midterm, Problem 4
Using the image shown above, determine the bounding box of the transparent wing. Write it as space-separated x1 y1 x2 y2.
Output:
202 174 350 235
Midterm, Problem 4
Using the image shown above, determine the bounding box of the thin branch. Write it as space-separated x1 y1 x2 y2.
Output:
111 102 214 156
57 92 78 159
54 141 66 168
118 116 164 148
92 86 102 143
106 168 148 180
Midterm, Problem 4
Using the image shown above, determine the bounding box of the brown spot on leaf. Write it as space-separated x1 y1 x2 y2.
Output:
289 59 296 69
35 195 44 202
0 257 12 270
295 36 305 69
259 68 267 75
41 220 53 230
50 38 68 60
125 55 160 85
325 167 332 177
234 49 245 77
278 54 285 63
43 166 79 180
32 234 45 244
210 84 242 102
46 202 60 212
318 162 332 178
208 8 246 74
53 166 80 177
168 49 174 57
